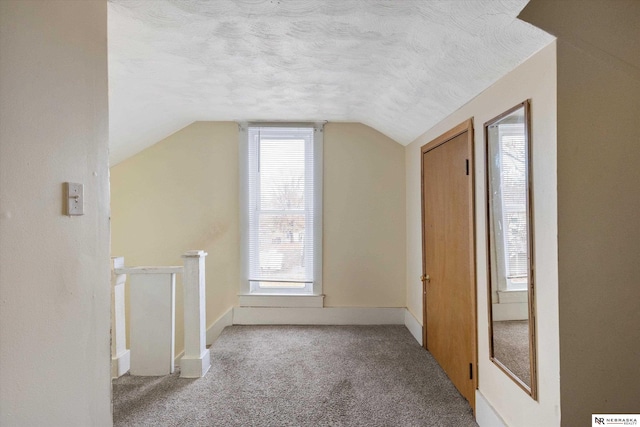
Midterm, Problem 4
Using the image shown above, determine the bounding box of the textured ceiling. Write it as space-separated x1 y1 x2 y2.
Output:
108 0 553 164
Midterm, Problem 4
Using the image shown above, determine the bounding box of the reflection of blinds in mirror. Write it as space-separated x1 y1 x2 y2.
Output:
498 124 528 279
247 127 314 284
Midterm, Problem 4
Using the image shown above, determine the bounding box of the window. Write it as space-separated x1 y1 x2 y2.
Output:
496 123 528 292
241 124 322 297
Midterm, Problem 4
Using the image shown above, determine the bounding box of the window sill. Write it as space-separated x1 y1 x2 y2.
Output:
238 294 324 308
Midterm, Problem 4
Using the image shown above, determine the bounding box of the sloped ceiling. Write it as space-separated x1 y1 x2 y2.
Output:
108 0 553 164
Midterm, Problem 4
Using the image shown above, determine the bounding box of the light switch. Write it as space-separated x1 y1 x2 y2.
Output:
66 182 84 216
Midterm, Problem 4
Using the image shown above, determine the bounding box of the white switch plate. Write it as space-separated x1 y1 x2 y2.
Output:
66 182 84 216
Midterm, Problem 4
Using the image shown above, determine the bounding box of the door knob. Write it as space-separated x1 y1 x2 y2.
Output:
420 274 431 282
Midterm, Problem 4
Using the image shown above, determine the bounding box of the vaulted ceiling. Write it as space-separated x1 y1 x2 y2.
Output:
108 0 553 164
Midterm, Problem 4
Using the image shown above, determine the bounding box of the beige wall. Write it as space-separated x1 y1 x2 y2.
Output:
323 123 406 307
110 122 240 355
110 121 407 355
405 42 559 426
521 2 640 425
0 1 111 425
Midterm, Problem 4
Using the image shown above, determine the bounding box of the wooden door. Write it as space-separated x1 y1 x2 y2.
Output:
421 120 477 410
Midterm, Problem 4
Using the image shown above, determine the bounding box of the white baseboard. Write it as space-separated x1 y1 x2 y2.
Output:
238 294 324 308
175 307 233 367
404 309 423 346
476 390 508 427
111 350 130 379
201 306 419 355
206 307 234 345
497 290 527 304
492 302 528 321
232 307 405 325
174 349 184 367
180 349 211 378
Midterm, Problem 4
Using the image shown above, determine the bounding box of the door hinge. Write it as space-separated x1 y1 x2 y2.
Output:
469 363 473 380
465 159 469 176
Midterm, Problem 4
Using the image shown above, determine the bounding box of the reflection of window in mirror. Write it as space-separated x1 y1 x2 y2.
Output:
485 100 537 399
490 120 528 293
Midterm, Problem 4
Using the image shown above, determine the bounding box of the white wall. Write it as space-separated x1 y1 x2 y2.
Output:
0 1 111 425
405 42 559 426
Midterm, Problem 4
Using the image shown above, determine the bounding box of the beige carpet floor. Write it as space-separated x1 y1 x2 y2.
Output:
492 320 531 386
113 325 477 426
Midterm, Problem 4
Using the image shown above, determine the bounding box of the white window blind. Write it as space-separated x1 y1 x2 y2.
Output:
247 126 315 294
498 123 529 290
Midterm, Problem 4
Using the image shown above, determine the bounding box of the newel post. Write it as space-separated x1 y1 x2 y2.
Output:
111 256 130 378
180 250 211 378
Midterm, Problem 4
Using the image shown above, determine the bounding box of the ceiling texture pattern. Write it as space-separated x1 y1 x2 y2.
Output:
108 0 553 164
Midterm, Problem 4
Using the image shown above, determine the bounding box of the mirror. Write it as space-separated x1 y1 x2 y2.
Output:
485 101 537 398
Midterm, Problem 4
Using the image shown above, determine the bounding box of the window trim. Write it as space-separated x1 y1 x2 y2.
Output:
238 122 323 301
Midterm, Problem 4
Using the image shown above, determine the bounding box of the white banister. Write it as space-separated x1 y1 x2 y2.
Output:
111 257 130 378
115 265 183 376
180 250 211 378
